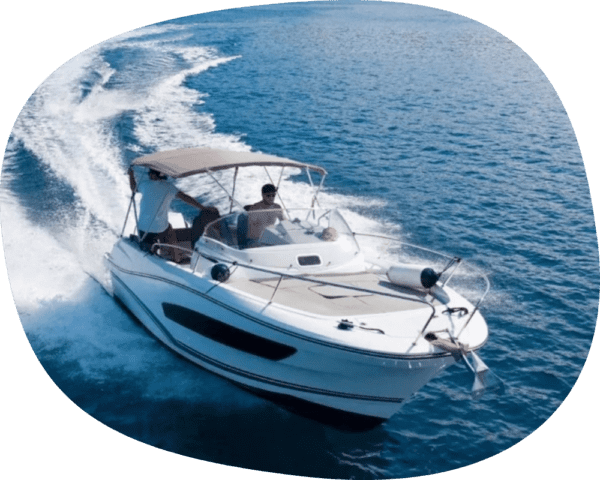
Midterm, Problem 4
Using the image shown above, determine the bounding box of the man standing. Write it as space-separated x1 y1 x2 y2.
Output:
128 167 219 261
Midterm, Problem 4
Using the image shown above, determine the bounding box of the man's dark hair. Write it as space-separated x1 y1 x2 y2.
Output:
262 184 277 194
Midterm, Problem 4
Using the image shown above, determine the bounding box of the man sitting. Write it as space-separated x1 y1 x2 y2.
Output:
239 184 284 248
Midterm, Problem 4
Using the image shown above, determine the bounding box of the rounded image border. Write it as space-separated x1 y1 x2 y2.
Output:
1 2 598 479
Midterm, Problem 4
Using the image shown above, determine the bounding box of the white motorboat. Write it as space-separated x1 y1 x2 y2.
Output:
105 147 496 429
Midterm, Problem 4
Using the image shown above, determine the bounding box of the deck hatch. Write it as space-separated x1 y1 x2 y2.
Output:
297 255 321 266
162 303 297 361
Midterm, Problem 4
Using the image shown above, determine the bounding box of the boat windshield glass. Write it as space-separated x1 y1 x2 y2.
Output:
202 208 358 251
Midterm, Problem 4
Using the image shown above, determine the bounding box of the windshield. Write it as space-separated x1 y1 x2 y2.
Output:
202 208 358 251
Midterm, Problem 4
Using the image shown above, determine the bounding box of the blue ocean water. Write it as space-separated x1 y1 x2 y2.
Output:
1 2 598 479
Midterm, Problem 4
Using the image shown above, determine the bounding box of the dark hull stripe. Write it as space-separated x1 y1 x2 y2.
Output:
162 303 297 361
106 254 478 360
111 272 406 405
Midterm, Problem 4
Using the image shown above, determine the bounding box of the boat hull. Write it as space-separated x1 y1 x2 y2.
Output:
107 249 458 425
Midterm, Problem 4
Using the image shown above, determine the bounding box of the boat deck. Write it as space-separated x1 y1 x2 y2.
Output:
229 272 434 317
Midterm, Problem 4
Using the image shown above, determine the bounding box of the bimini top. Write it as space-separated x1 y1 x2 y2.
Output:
131 147 327 178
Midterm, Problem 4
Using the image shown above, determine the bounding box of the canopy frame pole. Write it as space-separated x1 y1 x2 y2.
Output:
276 167 285 191
305 168 316 220
229 167 239 214
206 169 245 211
315 173 326 206
306 172 326 220
125 167 143 240
310 173 327 212
120 194 134 238
263 166 289 218
132 195 141 238
306 167 314 190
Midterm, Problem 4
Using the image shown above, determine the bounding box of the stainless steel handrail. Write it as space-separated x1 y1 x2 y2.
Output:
189 248 437 346
352 232 456 262
352 232 489 295
352 232 491 343
148 222 489 347
149 242 196 262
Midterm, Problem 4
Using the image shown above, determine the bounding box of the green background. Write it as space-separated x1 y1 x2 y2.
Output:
0 0 600 480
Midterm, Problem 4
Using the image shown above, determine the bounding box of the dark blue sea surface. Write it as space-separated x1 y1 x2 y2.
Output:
1 2 598 479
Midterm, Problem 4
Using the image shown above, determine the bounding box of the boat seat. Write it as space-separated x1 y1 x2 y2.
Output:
129 230 193 264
